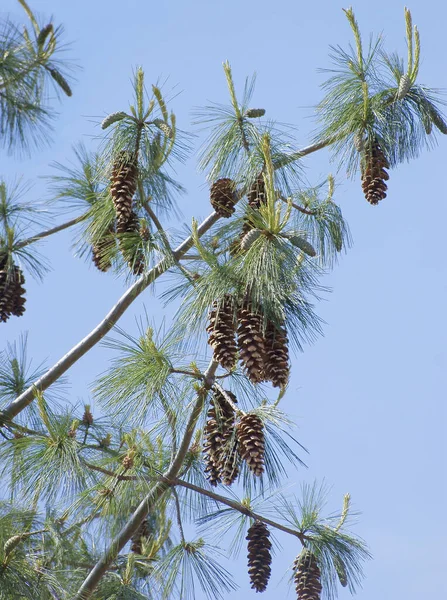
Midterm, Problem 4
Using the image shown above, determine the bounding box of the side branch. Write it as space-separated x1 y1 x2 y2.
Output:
171 477 306 543
16 214 88 249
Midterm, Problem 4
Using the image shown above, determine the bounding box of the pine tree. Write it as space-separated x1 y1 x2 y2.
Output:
0 4 444 599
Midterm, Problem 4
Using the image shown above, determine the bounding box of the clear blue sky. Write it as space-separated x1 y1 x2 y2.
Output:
2 0 446 598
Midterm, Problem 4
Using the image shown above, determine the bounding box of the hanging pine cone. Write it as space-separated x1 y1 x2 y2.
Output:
110 151 138 225
117 211 145 275
218 432 240 486
360 138 390 205
263 320 290 388
206 296 237 371
210 178 237 217
247 174 266 208
237 413 265 477
246 520 272 592
0 265 26 323
293 550 322 600
237 300 266 384
130 519 151 554
92 223 115 272
203 389 238 486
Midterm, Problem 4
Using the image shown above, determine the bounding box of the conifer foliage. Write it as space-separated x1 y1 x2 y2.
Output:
0 4 444 600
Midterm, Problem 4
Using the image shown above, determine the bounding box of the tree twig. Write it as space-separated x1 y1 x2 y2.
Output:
171 477 306 544
278 195 318 216
15 214 88 249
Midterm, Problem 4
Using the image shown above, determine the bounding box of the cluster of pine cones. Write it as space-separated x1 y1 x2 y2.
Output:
92 151 148 274
0 257 26 323
245 520 323 599
203 389 265 486
207 295 290 388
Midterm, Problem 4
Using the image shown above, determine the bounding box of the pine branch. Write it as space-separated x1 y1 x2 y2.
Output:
278 195 318 216
15 214 88 249
0 140 327 424
171 477 306 543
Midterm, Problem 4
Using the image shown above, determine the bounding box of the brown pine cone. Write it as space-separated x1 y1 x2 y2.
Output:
92 223 115 272
360 138 390 205
130 519 151 554
110 151 138 224
203 389 238 486
237 300 266 384
206 296 237 370
210 178 237 217
293 550 322 600
237 413 265 477
0 265 26 323
246 520 272 592
263 320 290 388
247 174 266 208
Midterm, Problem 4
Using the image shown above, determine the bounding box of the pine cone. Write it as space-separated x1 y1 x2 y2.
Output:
360 139 390 205
110 151 138 225
237 300 266 384
263 320 290 388
203 389 238 486
206 296 237 370
92 224 115 272
131 519 150 554
0 265 26 323
218 433 240 486
117 211 145 275
293 550 322 600
246 520 272 592
247 174 266 208
237 413 265 477
210 178 237 218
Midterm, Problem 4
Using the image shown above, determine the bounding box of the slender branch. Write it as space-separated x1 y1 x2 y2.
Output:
15 214 87 249
172 488 186 543
170 368 203 379
171 477 306 544
273 139 333 169
0 141 327 425
278 195 318 216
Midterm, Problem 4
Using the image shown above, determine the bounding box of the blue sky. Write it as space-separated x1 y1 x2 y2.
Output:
2 0 446 598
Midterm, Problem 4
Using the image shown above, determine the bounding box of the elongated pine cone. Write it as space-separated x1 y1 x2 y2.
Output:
237 300 266 384
246 520 272 592
92 224 115 272
110 151 138 227
237 413 265 476
210 178 237 217
0 265 26 323
117 211 145 275
247 174 266 208
263 320 290 388
206 296 237 370
360 138 390 205
130 519 151 554
203 389 238 486
293 550 322 600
